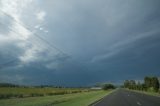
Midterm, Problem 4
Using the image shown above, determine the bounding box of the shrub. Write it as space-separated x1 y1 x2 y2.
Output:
103 84 115 90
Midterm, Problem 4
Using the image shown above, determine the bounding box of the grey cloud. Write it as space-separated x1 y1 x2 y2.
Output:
0 0 160 86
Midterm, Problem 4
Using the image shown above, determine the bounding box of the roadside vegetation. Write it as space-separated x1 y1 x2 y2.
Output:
0 87 89 99
0 82 116 106
0 83 92 99
0 90 113 106
55 90 113 106
123 76 160 95
0 84 114 106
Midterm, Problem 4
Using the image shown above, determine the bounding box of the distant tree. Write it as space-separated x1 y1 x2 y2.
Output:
144 76 159 92
152 77 159 92
124 80 130 88
141 83 147 91
102 84 115 90
123 76 159 92
144 76 151 88
129 80 136 89
0 83 19 87
136 81 141 90
124 80 136 89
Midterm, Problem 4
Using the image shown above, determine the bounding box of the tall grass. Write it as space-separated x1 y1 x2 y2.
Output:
0 87 90 99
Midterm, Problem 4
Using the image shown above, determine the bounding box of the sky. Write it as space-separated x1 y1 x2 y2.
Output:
0 0 160 86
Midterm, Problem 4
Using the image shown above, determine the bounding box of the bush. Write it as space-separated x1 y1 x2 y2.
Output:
103 84 115 90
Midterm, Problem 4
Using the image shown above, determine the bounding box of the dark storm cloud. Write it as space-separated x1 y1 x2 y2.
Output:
0 0 160 86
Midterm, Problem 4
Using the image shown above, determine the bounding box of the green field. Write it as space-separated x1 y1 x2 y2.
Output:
0 87 90 99
0 89 113 106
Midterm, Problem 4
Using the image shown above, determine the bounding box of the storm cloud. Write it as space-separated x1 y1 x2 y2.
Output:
0 0 160 86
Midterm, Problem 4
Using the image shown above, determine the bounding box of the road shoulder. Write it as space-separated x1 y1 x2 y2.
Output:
126 89 160 97
88 89 117 106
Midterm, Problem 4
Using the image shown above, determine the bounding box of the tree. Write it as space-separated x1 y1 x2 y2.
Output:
123 76 159 92
129 80 136 89
124 80 130 88
144 76 159 92
102 84 115 90
144 76 151 88
123 80 136 89
152 77 159 92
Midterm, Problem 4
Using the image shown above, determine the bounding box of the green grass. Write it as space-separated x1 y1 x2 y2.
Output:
0 87 89 98
55 90 113 106
0 90 113 106
128 89 160 97
0 87 87 95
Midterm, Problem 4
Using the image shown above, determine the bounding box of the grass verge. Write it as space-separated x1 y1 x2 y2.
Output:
0 90 113 106
127 89 160 97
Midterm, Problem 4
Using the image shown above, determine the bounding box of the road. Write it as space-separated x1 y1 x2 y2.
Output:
92 89 160 106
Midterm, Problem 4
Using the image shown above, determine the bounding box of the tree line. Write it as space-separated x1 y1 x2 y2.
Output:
123 76 159 92
0 83 19 87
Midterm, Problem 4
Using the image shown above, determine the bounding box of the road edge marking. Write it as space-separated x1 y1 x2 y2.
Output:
88 89 117 106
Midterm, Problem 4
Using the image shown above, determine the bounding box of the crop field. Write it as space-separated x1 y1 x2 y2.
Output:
0 87 113 106
0 87 90 99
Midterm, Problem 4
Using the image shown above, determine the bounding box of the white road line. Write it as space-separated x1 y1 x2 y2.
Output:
137 101 142 106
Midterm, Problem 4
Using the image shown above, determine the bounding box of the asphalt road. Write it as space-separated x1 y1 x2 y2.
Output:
92 89 160 106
